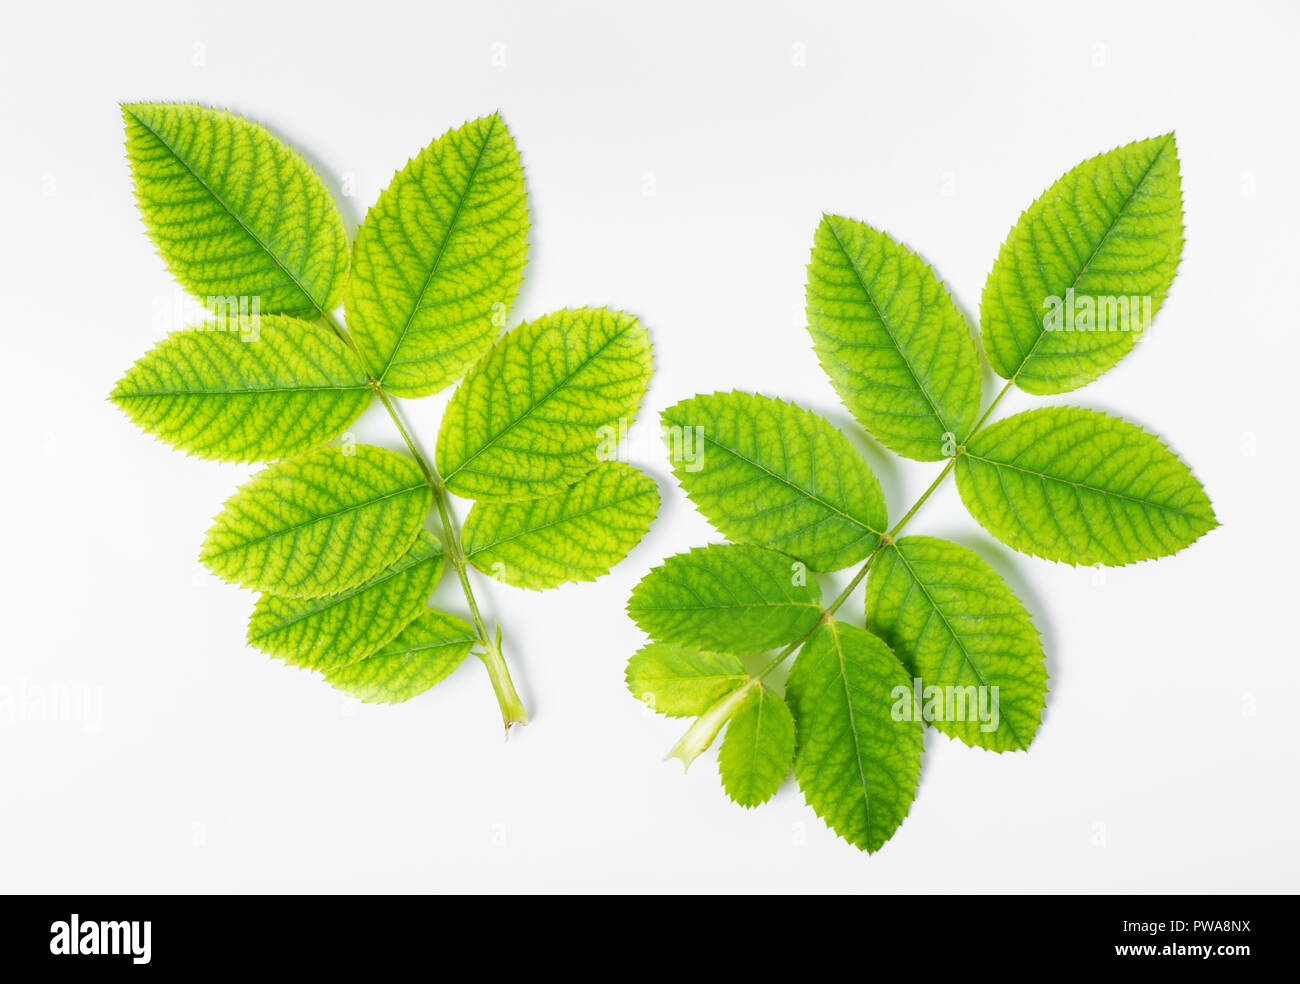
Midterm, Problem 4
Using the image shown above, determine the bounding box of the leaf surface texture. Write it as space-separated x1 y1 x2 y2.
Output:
625 643 749 717
111 315 371 462
956 407 1216 565
462 462 658 589
123 102 348 318
718 686 797 808
786 621 922 853
806 215 980 457
865 536 1045 751
627 543 823 653
436 307 652 501
345 114 528 397
247 532 444 670
981 135 1184 393
200 445 431 596
324 609 476 703
663 391 886 571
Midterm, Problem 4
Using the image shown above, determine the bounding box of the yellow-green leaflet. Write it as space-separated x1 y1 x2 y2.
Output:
662 391 887 571
786 621 923 853
981 135 1184 394
806 215 981 459
956 407 1217 566
718 686 796 808
123 103 348 319
247 532 444 671
110 315 372 463
436 307 653 501
625 643 749 718
345 114 529 398
627 543 823 653
462 462 658 590
865 536 1046 752
200 445 431 598
324 609 477 704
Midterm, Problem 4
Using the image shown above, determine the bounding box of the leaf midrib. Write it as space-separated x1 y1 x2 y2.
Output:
824 621 873 845
375 115 499 385
691 427 883 536
115 383 371 398
824 219 952 435
961 449 1202 519
888 544 1027 748
203 480 428 561
639 673 748 691
740 689 768 802
370 637 475 660
632 600 822 613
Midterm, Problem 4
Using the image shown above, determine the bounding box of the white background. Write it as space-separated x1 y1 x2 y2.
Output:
1 0 1296 893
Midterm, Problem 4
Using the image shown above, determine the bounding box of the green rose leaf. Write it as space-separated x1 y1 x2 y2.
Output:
981 135 1184 394
786 621 923 853
718 685 797 808
625 643 749 718
123 102 348 319
345 114 529 397
806 214 981 458
436 307 653 501
662 391 887 571
200 444 431 597
110 315 372 463
627 543 823 654
956 407 1217 566
865 536 1046 751
324 609 477 704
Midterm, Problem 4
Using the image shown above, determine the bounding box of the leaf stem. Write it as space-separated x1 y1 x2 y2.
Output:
682 375 1024 759
964 377 1016 440
886 457 956 537
320 310 367 365
321 312 528 735
373 386 435 483
755 452 959 682
667 678 759 770
756 551 878 681
426 471 529 734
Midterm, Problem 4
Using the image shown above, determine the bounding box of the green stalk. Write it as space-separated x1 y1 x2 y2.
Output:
423 462 528 734
964 377 1016 440
321 313 527 735
886 457 957 537
755 452 961 684
751 383 1014 686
